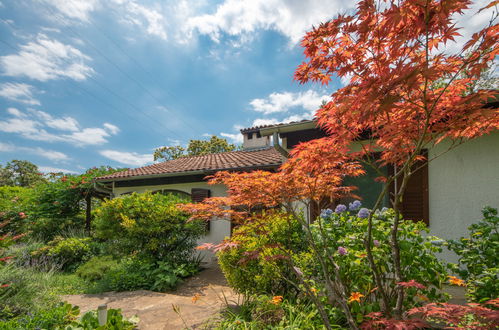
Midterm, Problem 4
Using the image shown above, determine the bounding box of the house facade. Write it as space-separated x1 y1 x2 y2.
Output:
96 120 499 263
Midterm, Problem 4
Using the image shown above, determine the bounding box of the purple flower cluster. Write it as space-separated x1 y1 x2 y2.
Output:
320 208 333 219
335 204 347 214
357 208 370 219
349 200 362 211
337 246 347 255
373 240 380 247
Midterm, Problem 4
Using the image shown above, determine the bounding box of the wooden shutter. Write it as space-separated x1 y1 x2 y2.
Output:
191 188 211 231
191 188 211 202
390 156 429 225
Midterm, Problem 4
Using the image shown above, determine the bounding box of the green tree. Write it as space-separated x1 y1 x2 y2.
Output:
0 160 46 187
153 135 238 161
153 146 185 161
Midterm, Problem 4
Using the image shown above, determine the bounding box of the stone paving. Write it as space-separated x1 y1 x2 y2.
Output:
62 267 236 329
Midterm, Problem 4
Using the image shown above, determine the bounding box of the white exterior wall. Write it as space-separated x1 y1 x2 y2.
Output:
428 132 499 262
113 182 230 266
242 132 271 149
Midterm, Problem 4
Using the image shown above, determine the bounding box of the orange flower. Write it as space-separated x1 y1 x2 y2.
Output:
271 296 283 305
310 287 318 295
348 292 364 303
448 276 466 287
192 293 201 303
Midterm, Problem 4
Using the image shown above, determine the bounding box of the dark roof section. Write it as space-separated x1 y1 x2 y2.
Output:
96 147 284 182
240 119 314 133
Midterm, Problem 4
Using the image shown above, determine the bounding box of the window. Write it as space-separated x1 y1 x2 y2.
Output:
152 189 191 200
247 133 253 140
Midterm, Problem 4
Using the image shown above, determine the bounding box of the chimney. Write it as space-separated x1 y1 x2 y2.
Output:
241 129 270 150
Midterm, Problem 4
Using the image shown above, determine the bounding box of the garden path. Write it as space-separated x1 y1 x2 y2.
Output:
62 266 236 329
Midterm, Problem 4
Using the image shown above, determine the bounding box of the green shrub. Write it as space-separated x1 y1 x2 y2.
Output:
76 307 137 330
94 192 204 262
6 240 57 271
447 206 499 303
0 186 33 235
0 302 137 329
214 295 344 329
0 302 79 329
28 217 86 242
94 257 199 293
294 206 448 322
76 256 118 282
32 236 92 272
218 212 307 296
0 265 60 319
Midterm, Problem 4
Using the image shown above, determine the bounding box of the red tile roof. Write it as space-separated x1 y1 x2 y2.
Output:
96 147 285 181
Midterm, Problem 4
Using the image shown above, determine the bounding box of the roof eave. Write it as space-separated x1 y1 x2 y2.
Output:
95 163 282 183
259 120 317 136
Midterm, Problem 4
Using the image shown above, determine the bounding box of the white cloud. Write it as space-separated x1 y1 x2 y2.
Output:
0 34 93 81
249 90 329 114
29 109 80 131
38 166 78 174
44 0 100 22
446 0 496 53
0 83 41 105
0 108 119 146
103 123 120 135
99 149 152 166
220 132 243 144
0 142 69 162
185 0 354 45
123 1 168 40
66 128 111 145
7 107 26 117
0 142 14 152
251 118 279 127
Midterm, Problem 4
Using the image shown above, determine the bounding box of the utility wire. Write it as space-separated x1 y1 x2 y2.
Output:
46 6 199 136
0 37 174 143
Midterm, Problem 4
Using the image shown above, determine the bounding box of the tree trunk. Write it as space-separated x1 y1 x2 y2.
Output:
85 194 91 234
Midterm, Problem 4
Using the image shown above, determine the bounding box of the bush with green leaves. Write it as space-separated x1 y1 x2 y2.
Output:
32 236 92 272
94 192 204 262
0 265 60 319
76 255 118 282
94 256 199 292
447 206 499 303
0 302 137 329
293 206 449 323
218 211 307 296
0 302 79 329
214 295 344 329
0 186 33 235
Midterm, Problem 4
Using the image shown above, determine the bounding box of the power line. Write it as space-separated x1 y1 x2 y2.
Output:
45 6 200 137
0 37 175 143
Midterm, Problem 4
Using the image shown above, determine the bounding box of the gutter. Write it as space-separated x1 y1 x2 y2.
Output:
272 132 289 158
93 182 114 197
259 120 317 136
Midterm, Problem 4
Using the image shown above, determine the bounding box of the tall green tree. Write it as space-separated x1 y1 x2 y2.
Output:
153 135 238 161
0 160 46 187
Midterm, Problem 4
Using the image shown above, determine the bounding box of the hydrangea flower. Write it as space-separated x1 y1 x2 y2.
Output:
349 200 362 211
320 208 333 219
357 208 370 218
335 204 347 213
337 246 347 255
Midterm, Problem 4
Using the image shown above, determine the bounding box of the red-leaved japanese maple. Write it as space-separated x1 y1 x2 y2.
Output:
294 0 498 319
184 0 498 328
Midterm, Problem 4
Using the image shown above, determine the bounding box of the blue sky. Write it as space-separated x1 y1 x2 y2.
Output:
0 0 492 173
